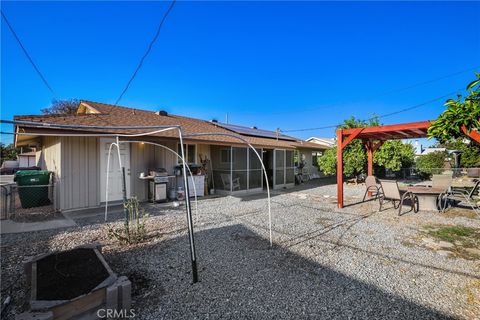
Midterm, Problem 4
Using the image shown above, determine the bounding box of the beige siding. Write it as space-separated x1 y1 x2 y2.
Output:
129 141 179 201
60 137 100 211
37 136 62 209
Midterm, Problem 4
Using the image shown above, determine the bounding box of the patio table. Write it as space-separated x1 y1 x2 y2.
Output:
405 186 444 211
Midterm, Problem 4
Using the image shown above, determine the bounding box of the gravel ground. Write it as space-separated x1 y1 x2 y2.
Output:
1 179 479 319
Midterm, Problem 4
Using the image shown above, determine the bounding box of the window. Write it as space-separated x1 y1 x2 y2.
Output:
220 148 231 164
177 144 197 164
312 151 322 168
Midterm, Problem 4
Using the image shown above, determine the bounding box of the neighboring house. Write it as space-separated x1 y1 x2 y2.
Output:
420 147 446 155
18 151 36 167
13 100 326 212
306 137 335 149
304 137 335 174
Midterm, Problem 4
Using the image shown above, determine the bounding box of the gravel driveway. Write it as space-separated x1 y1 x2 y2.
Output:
1 179 479 319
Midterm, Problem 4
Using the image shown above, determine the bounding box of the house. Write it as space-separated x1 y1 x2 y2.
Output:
17 151 37 167
13 100 327 213
306 137 335 149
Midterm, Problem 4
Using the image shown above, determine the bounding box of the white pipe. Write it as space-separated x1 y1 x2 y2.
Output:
184 132 273 247
118 140 199 222
104 142 117 221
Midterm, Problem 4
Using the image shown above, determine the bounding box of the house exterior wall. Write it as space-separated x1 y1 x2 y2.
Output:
60 137 100 211
37 136 62 209
37 136 100 211
130 141 178 202
18 155 36 167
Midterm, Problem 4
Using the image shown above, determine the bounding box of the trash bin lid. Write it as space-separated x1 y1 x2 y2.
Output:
14 170 51 181
15 170 50 176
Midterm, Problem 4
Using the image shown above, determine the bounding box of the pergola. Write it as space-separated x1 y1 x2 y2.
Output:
336 120 480 208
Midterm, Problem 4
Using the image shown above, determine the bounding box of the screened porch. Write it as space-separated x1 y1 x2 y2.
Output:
210 146 295 194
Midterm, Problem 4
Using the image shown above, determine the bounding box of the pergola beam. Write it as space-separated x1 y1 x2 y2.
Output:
461 125 480 144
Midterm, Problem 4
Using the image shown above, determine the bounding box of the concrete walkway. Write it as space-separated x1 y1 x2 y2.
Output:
0 216 76 234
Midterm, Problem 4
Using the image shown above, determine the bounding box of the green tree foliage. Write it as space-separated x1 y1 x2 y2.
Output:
317 147 337 176
374 140 415 172
41 99 79 115
415 151 447 178
436 138 480 168
317 116 378 178
1 143 19 165
317 117 417 178
428 73 480 142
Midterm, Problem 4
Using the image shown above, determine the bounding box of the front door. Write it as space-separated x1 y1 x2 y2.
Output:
100 138 131 202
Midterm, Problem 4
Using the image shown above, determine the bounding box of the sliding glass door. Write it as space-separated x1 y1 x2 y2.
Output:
274 149 295 189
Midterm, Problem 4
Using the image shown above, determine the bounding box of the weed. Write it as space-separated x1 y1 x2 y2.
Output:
107 197 149 244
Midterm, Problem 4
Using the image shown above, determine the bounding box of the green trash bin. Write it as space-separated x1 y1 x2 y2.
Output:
14 170 52 208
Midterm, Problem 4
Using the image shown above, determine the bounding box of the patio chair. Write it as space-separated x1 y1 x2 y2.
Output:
379 179 419 215
362 176 383 202
220 173 241 191
438 179 480 216
431 174 453 191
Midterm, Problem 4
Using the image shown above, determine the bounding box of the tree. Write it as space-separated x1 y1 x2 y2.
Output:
436 138 480 168
1 143 18 165
374 140 415 173
41 99 79 115
428 73 480 142
317 116 378 179
415 151 447 178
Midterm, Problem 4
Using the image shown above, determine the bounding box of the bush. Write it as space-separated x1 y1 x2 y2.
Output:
415 151 447 178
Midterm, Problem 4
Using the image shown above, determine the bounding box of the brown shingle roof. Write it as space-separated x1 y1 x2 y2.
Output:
14 100 327 150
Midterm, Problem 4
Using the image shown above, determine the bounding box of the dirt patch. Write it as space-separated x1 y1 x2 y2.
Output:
441 207 478 219
10 210 64 223
36 248 109 300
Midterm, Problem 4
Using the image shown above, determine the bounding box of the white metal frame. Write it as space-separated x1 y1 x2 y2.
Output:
273 148 295 190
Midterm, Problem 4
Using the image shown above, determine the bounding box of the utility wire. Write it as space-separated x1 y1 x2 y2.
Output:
114 0 176 106
1 10 56 97
281 88 465 133
226 66 477 116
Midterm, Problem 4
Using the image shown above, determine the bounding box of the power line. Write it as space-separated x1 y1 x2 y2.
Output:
114 0 176 106
226 66 477 117
281 88 465 133
1 10 56 97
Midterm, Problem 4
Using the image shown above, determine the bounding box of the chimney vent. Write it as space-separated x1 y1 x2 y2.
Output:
210 119 218 123
251 126 257 129
157 110 168 116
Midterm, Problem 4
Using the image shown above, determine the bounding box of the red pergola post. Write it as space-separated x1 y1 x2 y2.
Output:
337 129 343 208
337 127 364 208
366 141 373 176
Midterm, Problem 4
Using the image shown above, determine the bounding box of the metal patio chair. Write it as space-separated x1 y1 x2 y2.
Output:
379 179 419 215
432 174 453 191
362 176 383 202
220 173 241 191
438 179 480 216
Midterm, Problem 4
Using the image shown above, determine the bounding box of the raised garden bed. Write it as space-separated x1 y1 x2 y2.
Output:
19 244 131 320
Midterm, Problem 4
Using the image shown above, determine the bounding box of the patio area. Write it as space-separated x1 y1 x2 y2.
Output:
1 179 479 319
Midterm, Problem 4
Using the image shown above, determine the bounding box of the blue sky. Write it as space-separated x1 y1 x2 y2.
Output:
1 1 479 144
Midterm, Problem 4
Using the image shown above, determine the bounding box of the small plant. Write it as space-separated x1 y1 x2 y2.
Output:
107 196 149 244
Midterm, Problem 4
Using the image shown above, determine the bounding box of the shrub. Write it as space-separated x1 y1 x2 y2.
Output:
415 151 447 178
